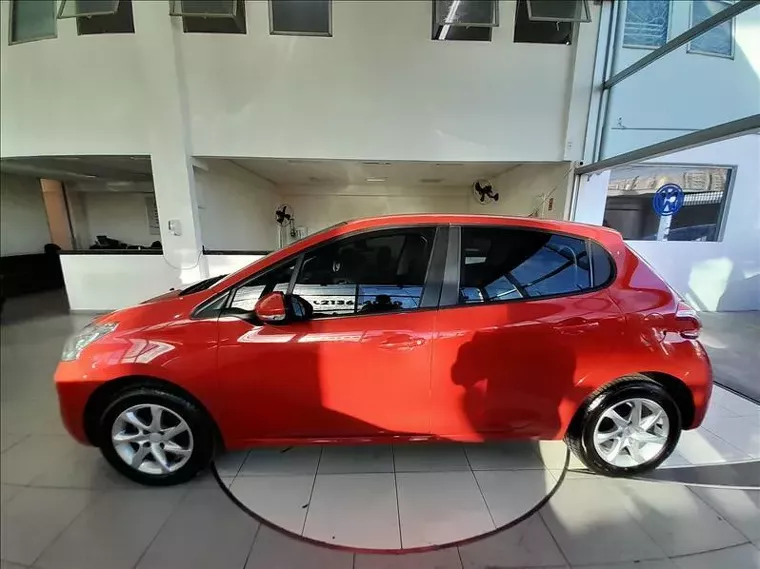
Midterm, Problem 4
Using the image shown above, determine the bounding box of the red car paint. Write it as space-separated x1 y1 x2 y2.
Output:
54 215 712 449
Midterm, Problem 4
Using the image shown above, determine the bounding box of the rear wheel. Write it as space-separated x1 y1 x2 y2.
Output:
97 387 214 486
567 377 681 476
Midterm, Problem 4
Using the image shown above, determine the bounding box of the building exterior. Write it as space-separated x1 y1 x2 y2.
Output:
0 0 757 311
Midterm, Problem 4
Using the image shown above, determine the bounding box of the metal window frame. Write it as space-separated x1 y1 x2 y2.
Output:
268 0 333 37
577 114 760 176
603 161 737 243
434 0 499 28
57 0 121 19
620 0 673 50
8 0 58 45
605 0 757 90
526 0 591 23
686 0 736 59
169 0 238 19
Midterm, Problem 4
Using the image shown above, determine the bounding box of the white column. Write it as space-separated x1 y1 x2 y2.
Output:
572 170 611 225
132 1 207 284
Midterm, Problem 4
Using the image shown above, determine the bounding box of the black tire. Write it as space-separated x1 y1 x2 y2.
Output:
566 376 682 477
97 387 215 486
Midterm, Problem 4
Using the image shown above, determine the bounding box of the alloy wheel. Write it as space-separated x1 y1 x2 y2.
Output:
592 398 669 468
111 403 194 475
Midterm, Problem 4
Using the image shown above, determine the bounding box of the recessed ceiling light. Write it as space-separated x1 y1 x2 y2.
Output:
366 177 387 183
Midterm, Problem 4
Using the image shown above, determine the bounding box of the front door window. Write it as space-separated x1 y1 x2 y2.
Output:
294 229 436 316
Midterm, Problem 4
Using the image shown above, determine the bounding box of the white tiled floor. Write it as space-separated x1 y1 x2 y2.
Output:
221 441 561 550
303 473 400 549
217 384 760 554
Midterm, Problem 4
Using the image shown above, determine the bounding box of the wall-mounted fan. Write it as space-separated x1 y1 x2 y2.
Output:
472 180 499 205
275 204 293 227
275 204 297 247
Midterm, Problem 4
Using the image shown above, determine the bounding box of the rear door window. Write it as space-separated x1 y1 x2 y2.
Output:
459 227 593 304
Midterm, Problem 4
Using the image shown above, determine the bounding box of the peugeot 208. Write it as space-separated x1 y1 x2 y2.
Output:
55 215 712 485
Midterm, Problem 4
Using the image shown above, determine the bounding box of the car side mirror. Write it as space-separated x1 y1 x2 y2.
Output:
254 292 287 323
254 292 312 324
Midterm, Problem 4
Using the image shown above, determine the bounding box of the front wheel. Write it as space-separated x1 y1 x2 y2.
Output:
566 378 682 477
98 387 215 486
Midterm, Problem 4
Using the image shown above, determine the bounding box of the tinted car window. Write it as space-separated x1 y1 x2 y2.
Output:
590 242 614 288
229 261 295 312
459 227 592 304
294 229 435 316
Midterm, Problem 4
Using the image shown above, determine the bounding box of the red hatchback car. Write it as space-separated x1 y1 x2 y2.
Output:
55 215 712 485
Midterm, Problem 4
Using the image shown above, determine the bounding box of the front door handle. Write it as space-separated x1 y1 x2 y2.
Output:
379 335 426 350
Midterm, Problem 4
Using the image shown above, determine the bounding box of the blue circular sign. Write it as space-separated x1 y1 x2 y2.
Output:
653 183 684 216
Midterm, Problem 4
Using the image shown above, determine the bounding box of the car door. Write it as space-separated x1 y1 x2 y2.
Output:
430 225 625 440
216 225 446 444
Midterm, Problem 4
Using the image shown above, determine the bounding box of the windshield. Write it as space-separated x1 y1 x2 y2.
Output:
179 274 227 296
211 221 348 290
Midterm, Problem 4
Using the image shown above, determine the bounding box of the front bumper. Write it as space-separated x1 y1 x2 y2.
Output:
54 361 101 445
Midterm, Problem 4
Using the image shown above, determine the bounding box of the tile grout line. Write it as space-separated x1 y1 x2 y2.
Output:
130 485 193 569
684 484 756 544
29 486 109 568
300 446 323 535
462 447 497 529
699 421 756 459
455 544 466 569
536 509 573 569
239 516 263 569
391 444 403 549
0 432 31 455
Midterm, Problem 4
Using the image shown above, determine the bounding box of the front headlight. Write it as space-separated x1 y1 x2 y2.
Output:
61 322 119 362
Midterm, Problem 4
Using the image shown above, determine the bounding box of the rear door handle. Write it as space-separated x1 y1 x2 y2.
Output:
557 317 598 334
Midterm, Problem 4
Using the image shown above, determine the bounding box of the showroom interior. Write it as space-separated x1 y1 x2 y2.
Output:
1 1 759 568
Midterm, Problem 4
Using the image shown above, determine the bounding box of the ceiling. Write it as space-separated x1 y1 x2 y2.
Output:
0 156 153 183
230 158 519 187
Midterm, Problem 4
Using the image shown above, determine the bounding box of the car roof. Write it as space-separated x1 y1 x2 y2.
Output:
336 214 621 242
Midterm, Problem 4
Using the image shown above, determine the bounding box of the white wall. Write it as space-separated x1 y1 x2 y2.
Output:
61 252 265 311
0 173 51 256
61 254 181 311
281 184 469 234
195 161 280 251
280 162 573 234
574 135 760 312
488 163 573 219
72 190 158 248
206 254 266 278
602 1 760 157
0 3 147 158
183 1 599 163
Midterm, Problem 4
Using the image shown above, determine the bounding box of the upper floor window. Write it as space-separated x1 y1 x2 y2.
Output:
9 0 56 44
688 0 734 58
294 229 435 316
432 0 497 42
458 228 594 304
171 0 247 34
514 0 574 45
622 0 670 49
270 0 331 36
60 0 135 35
